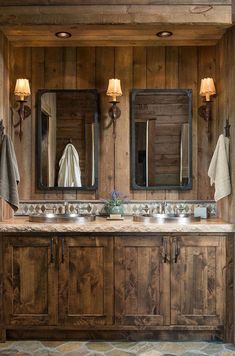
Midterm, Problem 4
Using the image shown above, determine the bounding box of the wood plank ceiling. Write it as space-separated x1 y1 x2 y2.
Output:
0 1 232 47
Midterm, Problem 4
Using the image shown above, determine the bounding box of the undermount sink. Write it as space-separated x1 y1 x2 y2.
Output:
133 213 201 223
29 213 96 223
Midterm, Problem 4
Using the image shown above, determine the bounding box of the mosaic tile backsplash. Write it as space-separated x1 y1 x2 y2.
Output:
16 200 216 217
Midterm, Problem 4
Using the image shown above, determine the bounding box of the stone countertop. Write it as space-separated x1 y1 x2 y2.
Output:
0 217 234 233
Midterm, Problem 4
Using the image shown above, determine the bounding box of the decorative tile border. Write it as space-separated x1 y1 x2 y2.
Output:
16 200 216 216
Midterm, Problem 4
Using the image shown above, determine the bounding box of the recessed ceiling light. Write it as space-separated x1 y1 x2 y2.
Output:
55 31 72 39
156 31 173 38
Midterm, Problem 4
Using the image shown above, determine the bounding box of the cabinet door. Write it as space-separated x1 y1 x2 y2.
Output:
115 236 170 326
4 236 58 326
171 235 226 326
58 236 113 326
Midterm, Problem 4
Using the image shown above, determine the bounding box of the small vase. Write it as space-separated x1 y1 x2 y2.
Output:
106 205 124 216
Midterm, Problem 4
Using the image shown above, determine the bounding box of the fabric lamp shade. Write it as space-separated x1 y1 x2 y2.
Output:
106 79 122 101
14 79 31 101
200 78 216 101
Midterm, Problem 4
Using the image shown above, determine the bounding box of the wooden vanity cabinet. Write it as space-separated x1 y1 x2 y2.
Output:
3 235 114 328
115 235 226 329
115 236 170 326
1 233 227 340
171 235 226 327
58 236 114 326
3 235 58 326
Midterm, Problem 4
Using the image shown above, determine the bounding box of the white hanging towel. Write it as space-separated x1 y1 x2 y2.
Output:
208 134 231 202
58 143 82 187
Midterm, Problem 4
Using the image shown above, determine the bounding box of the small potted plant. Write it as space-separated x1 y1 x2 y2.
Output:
103 191 126 216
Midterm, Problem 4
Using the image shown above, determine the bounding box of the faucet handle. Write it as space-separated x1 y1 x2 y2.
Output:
63 201 70 214
142 205 150 216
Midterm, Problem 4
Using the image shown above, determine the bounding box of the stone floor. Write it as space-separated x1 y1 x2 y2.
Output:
0 341 235 356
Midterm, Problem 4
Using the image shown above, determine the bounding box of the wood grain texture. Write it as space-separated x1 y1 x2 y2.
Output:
225 235 234 342
171 235 226 327
0 1 231 5
1 24 228 47
165 47 179 200
0 5 231 27
31 48 45 200
0 232 229 341
76 47 96 200
115 236 170 326
177 47 198 200
9 45 217 200
10 47 32 200
146 47 166 200
132 47 147 200
0 32 13 221
0 236 3 338
3 235 58 326
197 46 216 201
96 47 115 199
44 48 63 200
115 47 132 197
216 27 235 225
62 47 77 200
58 236 113 326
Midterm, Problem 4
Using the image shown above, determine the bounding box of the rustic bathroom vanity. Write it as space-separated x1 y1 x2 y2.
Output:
0 218 233 343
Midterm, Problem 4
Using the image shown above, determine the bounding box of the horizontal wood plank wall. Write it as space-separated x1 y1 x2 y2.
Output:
216 27 235 223
10 45 217 201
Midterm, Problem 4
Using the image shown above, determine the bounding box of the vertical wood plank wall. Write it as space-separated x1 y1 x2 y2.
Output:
10 46 217 201
216 27 235 224
0 33 13 220
216 28 235 343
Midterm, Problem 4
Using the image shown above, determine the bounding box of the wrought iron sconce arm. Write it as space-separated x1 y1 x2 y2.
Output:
107 100 121 138
106 78 122 139
13 100 31 141
13 79 31 141
198 77 216 140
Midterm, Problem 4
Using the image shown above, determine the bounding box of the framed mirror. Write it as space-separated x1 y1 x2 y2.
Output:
131 89 192 190
37 89 99 190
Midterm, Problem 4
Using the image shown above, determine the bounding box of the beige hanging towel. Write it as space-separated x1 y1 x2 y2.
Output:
0 134 20 211
58 143 82 187
208 134 231 202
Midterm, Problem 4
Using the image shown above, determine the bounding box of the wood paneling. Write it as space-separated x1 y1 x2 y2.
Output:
0 5 231 28
1 24 229 48
10 45 217 201
0 32 12 221
216 27 235 225
178 47 198 200
0 1 231 5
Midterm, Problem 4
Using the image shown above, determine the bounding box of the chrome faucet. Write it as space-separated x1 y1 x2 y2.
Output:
159 201 167 214
142 205 150 216
64 201 70 214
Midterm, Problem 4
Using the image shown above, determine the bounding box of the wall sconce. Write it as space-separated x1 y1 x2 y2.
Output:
198 77 216 138
106 78 122 138
14 78 31 140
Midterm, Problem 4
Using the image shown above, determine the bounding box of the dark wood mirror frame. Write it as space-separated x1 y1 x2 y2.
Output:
131 89 192 191
36 89 99 191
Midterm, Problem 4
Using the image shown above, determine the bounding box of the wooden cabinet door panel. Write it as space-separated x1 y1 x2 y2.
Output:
115 236 170 326
171 235 226 326
4 236 57 326
58 236 113 326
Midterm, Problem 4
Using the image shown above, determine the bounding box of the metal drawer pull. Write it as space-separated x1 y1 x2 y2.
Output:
50 238 55 263
173 237 180 263
162 237 168 263
61 238 65 263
